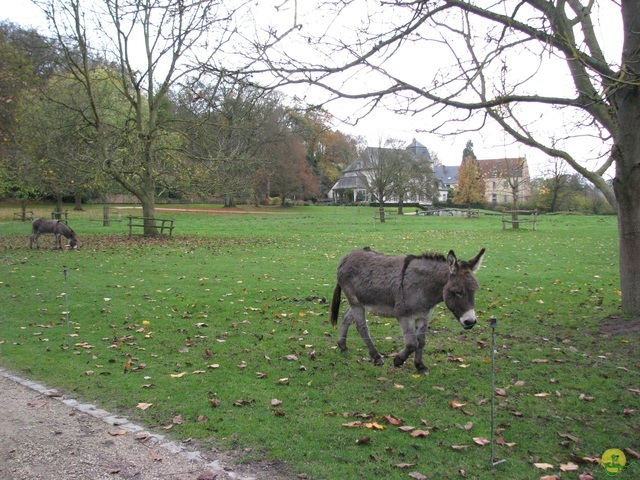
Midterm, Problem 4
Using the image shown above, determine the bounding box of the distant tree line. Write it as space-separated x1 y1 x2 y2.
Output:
0 8 358 231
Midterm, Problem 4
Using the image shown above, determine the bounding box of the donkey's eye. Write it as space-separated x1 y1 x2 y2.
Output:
452 290 463 297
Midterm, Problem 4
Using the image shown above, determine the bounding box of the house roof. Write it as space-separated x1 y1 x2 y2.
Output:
405 138 432 162
434 165 459 185
331 140 437 193
330 171 368 190
476 158 528 178
342 147 380 173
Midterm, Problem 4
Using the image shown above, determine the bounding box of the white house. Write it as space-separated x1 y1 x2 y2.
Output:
329 139 450 204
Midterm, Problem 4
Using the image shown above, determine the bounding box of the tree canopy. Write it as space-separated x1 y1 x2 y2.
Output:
247 1 640 318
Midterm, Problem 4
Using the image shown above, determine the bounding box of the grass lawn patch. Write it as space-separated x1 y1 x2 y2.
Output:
0 206 637 479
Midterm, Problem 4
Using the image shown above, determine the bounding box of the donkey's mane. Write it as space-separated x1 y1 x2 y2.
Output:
401 252 446 290
417 252 446 262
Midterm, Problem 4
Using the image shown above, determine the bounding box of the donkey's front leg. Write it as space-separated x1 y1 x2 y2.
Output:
393 317 418 368
413 318 428 373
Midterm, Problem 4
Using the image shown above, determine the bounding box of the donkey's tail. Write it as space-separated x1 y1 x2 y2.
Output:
330 284 342 326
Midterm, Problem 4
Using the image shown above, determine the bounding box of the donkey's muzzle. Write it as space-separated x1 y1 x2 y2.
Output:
460 310 477 330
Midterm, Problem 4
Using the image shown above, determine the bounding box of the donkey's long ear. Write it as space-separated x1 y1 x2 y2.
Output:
469 248 486 272
447 250 457 274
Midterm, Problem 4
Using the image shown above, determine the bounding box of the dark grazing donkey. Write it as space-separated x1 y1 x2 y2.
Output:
330 247 485 371
30 218 79 250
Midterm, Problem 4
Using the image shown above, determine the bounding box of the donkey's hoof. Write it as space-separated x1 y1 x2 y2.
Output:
415 364 429 374
337 344 349 353
393 356 406 368
373 356 384 366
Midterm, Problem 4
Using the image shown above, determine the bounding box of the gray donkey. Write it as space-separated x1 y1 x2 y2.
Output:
330 247 485 371
30 218 78 250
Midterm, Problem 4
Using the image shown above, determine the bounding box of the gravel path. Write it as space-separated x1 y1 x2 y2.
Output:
0 369 282 480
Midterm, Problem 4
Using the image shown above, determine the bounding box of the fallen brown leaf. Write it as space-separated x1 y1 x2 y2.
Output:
172 414 184 424
364 422 385 430
342 421 363 428
559 462 578 472
456 422 473 431
408 472 428 480
382 415 403 426
558 432 580 443
473 437 490 446
148 450 162 462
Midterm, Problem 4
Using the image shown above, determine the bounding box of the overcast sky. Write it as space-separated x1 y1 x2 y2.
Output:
1 0 621 177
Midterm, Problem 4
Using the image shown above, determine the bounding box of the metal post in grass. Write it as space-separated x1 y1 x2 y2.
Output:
63 269 70 348
490 316 506 467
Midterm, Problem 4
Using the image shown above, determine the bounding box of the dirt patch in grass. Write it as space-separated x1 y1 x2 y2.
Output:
599 314 640 336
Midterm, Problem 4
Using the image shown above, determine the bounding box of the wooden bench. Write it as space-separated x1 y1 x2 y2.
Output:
127 216 175 237
502 210 538 230
13 211 34 221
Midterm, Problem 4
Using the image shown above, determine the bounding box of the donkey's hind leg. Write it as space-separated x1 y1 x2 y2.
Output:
337 307 354 352
30 232 40 249
352 306 383 366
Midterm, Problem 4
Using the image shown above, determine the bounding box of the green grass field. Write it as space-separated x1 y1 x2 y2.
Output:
0 205 637 479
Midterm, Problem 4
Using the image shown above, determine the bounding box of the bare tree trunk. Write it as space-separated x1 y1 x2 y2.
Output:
614 0 640 320
511 195 519 230
224 194 236 207
19 201 28 221
74 192 84 211
140 171 158 235
103 203 111 227
55 194 63 214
